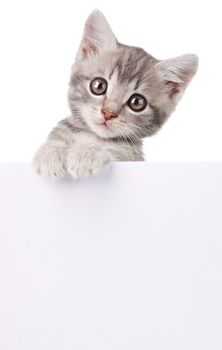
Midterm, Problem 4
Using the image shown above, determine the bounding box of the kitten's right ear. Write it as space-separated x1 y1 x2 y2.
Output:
76 10 117 60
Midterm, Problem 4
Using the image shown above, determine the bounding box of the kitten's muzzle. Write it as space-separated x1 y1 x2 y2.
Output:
101 108 118 121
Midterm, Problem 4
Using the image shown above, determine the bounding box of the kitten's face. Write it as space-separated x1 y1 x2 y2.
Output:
69 47 162 140
68 10 198 140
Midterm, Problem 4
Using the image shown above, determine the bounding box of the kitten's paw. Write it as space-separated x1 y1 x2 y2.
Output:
66 144 110 178
33 142 67 180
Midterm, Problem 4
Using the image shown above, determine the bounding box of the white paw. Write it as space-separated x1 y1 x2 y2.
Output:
66 144 110 178
33 142 67 180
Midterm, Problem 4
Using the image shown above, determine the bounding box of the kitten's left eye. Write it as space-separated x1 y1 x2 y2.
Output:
127 94 147 112
90 77 108 95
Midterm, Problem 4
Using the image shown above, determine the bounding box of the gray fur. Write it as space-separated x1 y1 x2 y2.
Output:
33 10 198 179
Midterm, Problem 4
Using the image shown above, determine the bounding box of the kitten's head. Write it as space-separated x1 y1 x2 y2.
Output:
68 10 198 140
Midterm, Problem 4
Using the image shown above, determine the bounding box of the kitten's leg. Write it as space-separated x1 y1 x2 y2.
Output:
66 138 143 178
33 140 68 180
66 143 112 178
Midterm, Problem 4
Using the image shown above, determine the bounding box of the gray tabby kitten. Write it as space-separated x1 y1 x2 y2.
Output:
33 10 198 179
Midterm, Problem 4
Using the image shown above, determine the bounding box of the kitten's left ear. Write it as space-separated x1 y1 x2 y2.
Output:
77 10 117 60
155 54 199 103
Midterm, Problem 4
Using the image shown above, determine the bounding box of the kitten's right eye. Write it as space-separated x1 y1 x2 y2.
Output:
90 78 108 95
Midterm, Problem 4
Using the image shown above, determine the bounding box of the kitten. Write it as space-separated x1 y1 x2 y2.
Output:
33 10 198 179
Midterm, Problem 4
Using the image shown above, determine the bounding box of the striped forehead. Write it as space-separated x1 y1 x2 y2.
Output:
107 70 135 103
108 46 156 89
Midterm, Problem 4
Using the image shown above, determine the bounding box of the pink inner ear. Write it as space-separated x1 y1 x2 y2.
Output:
82 40 97 56
165 81 181 97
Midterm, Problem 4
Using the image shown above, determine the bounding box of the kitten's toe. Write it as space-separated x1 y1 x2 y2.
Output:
66 155 79 178
33 142 67 180
76 157 107 177
33 159 66 180
66 145 110 178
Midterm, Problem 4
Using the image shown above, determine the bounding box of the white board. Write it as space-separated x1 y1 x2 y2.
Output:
0 162 222 350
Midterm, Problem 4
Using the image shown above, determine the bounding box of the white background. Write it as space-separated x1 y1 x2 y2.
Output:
0 0 221 161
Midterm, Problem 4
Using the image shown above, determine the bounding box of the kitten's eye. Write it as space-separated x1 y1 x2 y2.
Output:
90 78 108 95
127 94 147 112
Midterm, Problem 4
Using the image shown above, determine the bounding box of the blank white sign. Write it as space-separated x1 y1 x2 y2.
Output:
0 162 222 350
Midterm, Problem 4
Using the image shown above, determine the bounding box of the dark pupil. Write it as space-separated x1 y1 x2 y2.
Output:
95 81 103 91
133 97 140 105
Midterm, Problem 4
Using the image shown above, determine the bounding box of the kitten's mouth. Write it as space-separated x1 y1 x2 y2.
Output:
96 121 110 128
92 118 117 138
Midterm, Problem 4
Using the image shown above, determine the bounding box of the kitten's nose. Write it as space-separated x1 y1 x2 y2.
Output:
101 108 118 121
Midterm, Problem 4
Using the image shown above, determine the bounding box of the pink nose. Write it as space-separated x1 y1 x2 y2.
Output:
101 108 118 121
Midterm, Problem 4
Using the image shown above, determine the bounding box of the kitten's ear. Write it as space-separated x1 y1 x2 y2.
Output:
77 10 117 60
155 54 198 102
